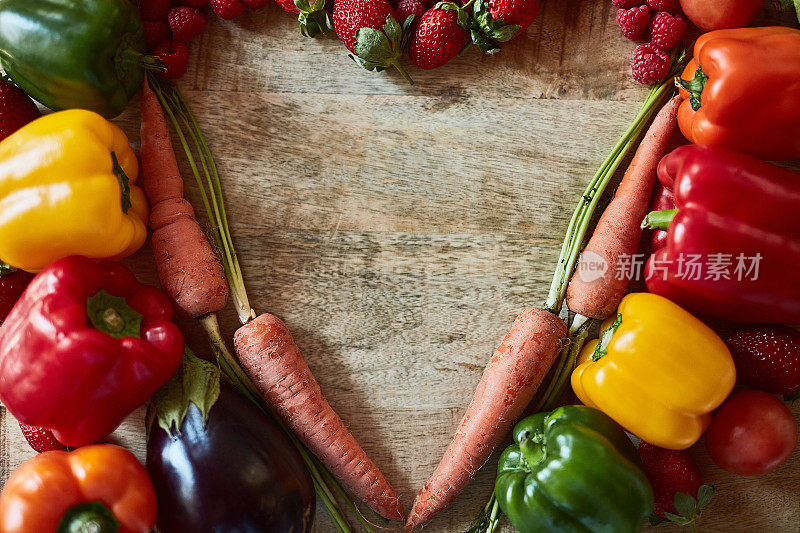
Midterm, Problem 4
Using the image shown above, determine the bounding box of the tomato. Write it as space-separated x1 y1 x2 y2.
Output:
678 0 762 31
705 390 797 476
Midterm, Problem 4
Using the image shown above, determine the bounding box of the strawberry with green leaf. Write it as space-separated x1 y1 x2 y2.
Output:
408 3 470 69
275 0 334 37
332 0 414 83
469 0 539 53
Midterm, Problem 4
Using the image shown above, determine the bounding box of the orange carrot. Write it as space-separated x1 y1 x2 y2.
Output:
233 313 406 522
405 307 567 530
140 80 229 317
566 95 681 319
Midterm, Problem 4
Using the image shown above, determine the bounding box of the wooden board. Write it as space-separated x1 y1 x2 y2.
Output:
1 1 798 531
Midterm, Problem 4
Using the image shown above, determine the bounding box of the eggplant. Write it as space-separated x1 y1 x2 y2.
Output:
147 354 315 533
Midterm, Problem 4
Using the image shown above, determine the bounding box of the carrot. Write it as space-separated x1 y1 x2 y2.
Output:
565 95 681 319
233 313 405 522
405 307 567 531
140 79 229 317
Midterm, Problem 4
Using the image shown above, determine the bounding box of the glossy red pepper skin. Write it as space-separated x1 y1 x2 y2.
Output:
0 256 183 446
645 145 800 323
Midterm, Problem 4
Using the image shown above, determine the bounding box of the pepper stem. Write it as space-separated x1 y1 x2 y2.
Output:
102 308 124 333
675 66 707 111
592 314 622 361
641 209 677 230
56 501 120 533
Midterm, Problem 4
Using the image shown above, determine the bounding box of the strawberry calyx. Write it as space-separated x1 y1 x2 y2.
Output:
0 262 15 276
295 0 334 37
469 0 521 53
351 15 415 84
650 485 715 532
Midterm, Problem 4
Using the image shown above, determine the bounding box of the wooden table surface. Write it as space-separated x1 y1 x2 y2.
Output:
1 1 798 531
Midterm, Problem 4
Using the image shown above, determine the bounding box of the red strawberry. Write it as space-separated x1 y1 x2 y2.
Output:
276 0 334 37
409 6 469 69
631 42 670 84
470 0 540 52
616 5 649 40
645 0 680 14
275 0 302 13
178 0 210 7
18 423 67 453
649 11 685 50
397 0 427 27
333 0 413 82
211 0 247 19
726 325 800 396
138 0 172 21
144 20 171 51
153 40 191 79
638 442 715 527
169 6 208 42
242 0 272 7
0 268 34 326
0 81 40 142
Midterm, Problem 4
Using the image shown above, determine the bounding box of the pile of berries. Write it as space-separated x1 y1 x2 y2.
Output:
613 0 686 85
138 0 269 79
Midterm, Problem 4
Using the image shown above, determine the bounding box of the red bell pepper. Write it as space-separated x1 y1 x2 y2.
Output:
0 256 183 446
643 145 800 323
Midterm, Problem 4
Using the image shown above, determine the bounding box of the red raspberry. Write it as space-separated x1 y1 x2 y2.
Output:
242 0 272 7
153 40 190 79
19 423 67 453
645 0 680 13
396 0 427 27
211 0 247 18
178 0 210 6
144 20 171 51
612 0 645 7
168 6 208 42
616 5 649 40
631 42 670 84
138 0 172 21
649 11 684 50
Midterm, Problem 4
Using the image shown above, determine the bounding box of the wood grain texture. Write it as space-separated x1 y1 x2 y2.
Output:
1 1 799 532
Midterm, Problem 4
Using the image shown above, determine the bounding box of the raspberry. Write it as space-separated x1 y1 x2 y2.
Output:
242 0 272 7
18 423 67 453
616 5 649 40
631 42 670 84
144 20 170 51
612 0 645 7
178 0 210 6
211 0 247 19
645 0 680 13
153 40 190 79
168 6 208 42
138 0 171 21
649 11 685 50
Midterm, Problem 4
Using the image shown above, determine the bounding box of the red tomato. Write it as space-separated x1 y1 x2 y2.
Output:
678 0 762 31
705 390 797 476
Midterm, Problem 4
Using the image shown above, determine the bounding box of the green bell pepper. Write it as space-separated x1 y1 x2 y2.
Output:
495 405 653 533
0 0 154 118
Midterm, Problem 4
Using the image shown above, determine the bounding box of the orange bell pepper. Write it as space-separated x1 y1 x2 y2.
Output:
0 444 156 533
677 26 800 160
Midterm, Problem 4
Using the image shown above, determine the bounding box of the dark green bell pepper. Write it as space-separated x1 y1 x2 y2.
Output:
0 0 152 118
495 405 653 533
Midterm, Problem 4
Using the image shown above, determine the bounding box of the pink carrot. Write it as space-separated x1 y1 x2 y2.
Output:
140 79 228 317
406 307 567 530
233 313 405 522
565 95 681 319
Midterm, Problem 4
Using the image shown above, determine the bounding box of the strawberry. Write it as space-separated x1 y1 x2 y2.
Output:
409 5 469 69
277 0 334 37
0 80 40 143
649 11 685 51
725 325 800 397
179 0 210 6
18 423 67 453
211 0 248 19
0 268 34 326
637 442 715 528
396 0 427 28
276 0 302 13
631 42 670 84
616 5 649 40
138 0 172 21
144 20 171 51
333 0 413 83
169 6 208 42
470 0 540 53
153 40 191 79
242 0 272 7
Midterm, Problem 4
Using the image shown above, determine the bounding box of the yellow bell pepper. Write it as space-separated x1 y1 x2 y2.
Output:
0 109 147 272
571 293 735 450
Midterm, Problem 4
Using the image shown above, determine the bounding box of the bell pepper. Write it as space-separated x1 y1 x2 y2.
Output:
642 145 800 324
0 110 148 272
0 444 156 533
571 293 735 450
0 0 151 118
495 405 653 533
0 256 183 447
676 26 800 160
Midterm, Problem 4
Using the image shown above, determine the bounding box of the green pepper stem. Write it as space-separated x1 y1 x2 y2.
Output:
641 209 677 230
592 314 622 361
674 66 706 112
56 502 120 533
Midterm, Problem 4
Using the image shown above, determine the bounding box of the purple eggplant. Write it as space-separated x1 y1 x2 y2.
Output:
147 351 315 533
